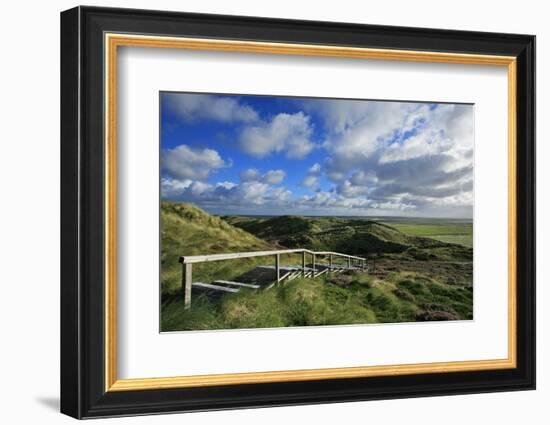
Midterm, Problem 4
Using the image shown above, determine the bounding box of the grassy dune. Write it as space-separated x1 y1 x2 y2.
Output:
161 202 274 295
161 203 473 331
162 271 472 331
224 214 473 261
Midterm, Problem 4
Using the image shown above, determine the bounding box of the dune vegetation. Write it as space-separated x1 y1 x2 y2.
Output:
161 202 473 332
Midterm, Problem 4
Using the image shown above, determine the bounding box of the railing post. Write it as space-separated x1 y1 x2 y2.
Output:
183 262 192 309
275 253 280 284
312 253 316 276
348 256 351 269
329 254 333 271
302 251 306 277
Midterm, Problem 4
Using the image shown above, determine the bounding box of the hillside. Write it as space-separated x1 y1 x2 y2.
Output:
161 203 473 331
161 202 274 294
223 215 472 261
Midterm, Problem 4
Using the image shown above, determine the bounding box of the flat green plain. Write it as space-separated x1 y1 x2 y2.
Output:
379 220 473 248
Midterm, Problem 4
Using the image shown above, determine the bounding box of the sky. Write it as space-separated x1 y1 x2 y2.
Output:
160 92 474 218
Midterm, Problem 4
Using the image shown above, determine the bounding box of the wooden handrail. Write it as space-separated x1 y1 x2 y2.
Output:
179 249 365 264
179 248 367 308
313 251 366 261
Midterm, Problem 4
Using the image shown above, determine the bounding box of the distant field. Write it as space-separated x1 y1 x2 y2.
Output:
380 220 473 248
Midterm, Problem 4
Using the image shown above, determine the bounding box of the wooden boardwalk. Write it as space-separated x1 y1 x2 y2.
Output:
179 249 367 308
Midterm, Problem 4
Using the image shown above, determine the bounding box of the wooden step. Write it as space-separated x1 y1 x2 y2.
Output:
314 269 328 278
285 272 302 281
214 280 260 289
258 265 316 271
192 282 239 293
279 271 291 281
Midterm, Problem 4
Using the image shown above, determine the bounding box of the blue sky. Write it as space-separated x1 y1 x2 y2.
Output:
160 92 473 218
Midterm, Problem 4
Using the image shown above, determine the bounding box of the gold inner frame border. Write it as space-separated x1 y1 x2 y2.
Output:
104 33 517 392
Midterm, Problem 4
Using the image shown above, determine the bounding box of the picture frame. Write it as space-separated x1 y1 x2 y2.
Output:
60 5 535 419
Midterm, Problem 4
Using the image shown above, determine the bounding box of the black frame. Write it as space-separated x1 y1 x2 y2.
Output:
61 6 536 419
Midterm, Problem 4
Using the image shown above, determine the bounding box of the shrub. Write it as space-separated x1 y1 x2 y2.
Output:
221 290 287 329
393 288 416 302
282 279 331 326
397 278 429 296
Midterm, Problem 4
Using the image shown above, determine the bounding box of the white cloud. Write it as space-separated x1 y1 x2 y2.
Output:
378 129 452 164
370 199 416 212
269 187 293 203
161 173 469 217
233 181 270 205
239 112 315 159
164 93 259 123
215 181 238 190
378 104 472 170
349 170 378 186
161 177 292 209
323 102 421 163
308 163 321 174
300 162 322 189
239 168 286 185
298 191 333 206
297 191 370 210
326 170 346 182
161 177 192 199
162 98 474 218
239 168 261 182
263 170 286 184
162 144 228 181
187 181 214 197
337 179 369 198
314 101 474 215
301 175 319 188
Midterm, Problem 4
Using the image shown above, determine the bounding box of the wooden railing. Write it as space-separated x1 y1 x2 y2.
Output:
179 249 367 308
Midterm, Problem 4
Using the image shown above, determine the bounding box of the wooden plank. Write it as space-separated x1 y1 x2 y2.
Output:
183 263 192 309
214 280 260 289
181 248 314 264
192 282 239 293
180 249 366 264
314 251 366 261
275 253 280 284
257 265 314 271
314 269 328 278
282 266 310 271
180 249 368 304
274 271 291 285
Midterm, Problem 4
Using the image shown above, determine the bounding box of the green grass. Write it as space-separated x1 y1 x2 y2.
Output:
161 202 274 296
161 271 472 331
160 202 473 331
223 215 452 255
380 221 473 247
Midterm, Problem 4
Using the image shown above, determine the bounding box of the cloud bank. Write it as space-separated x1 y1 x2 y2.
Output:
161 94 473 218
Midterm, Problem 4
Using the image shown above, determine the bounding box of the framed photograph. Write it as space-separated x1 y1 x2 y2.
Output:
60 6 535 419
